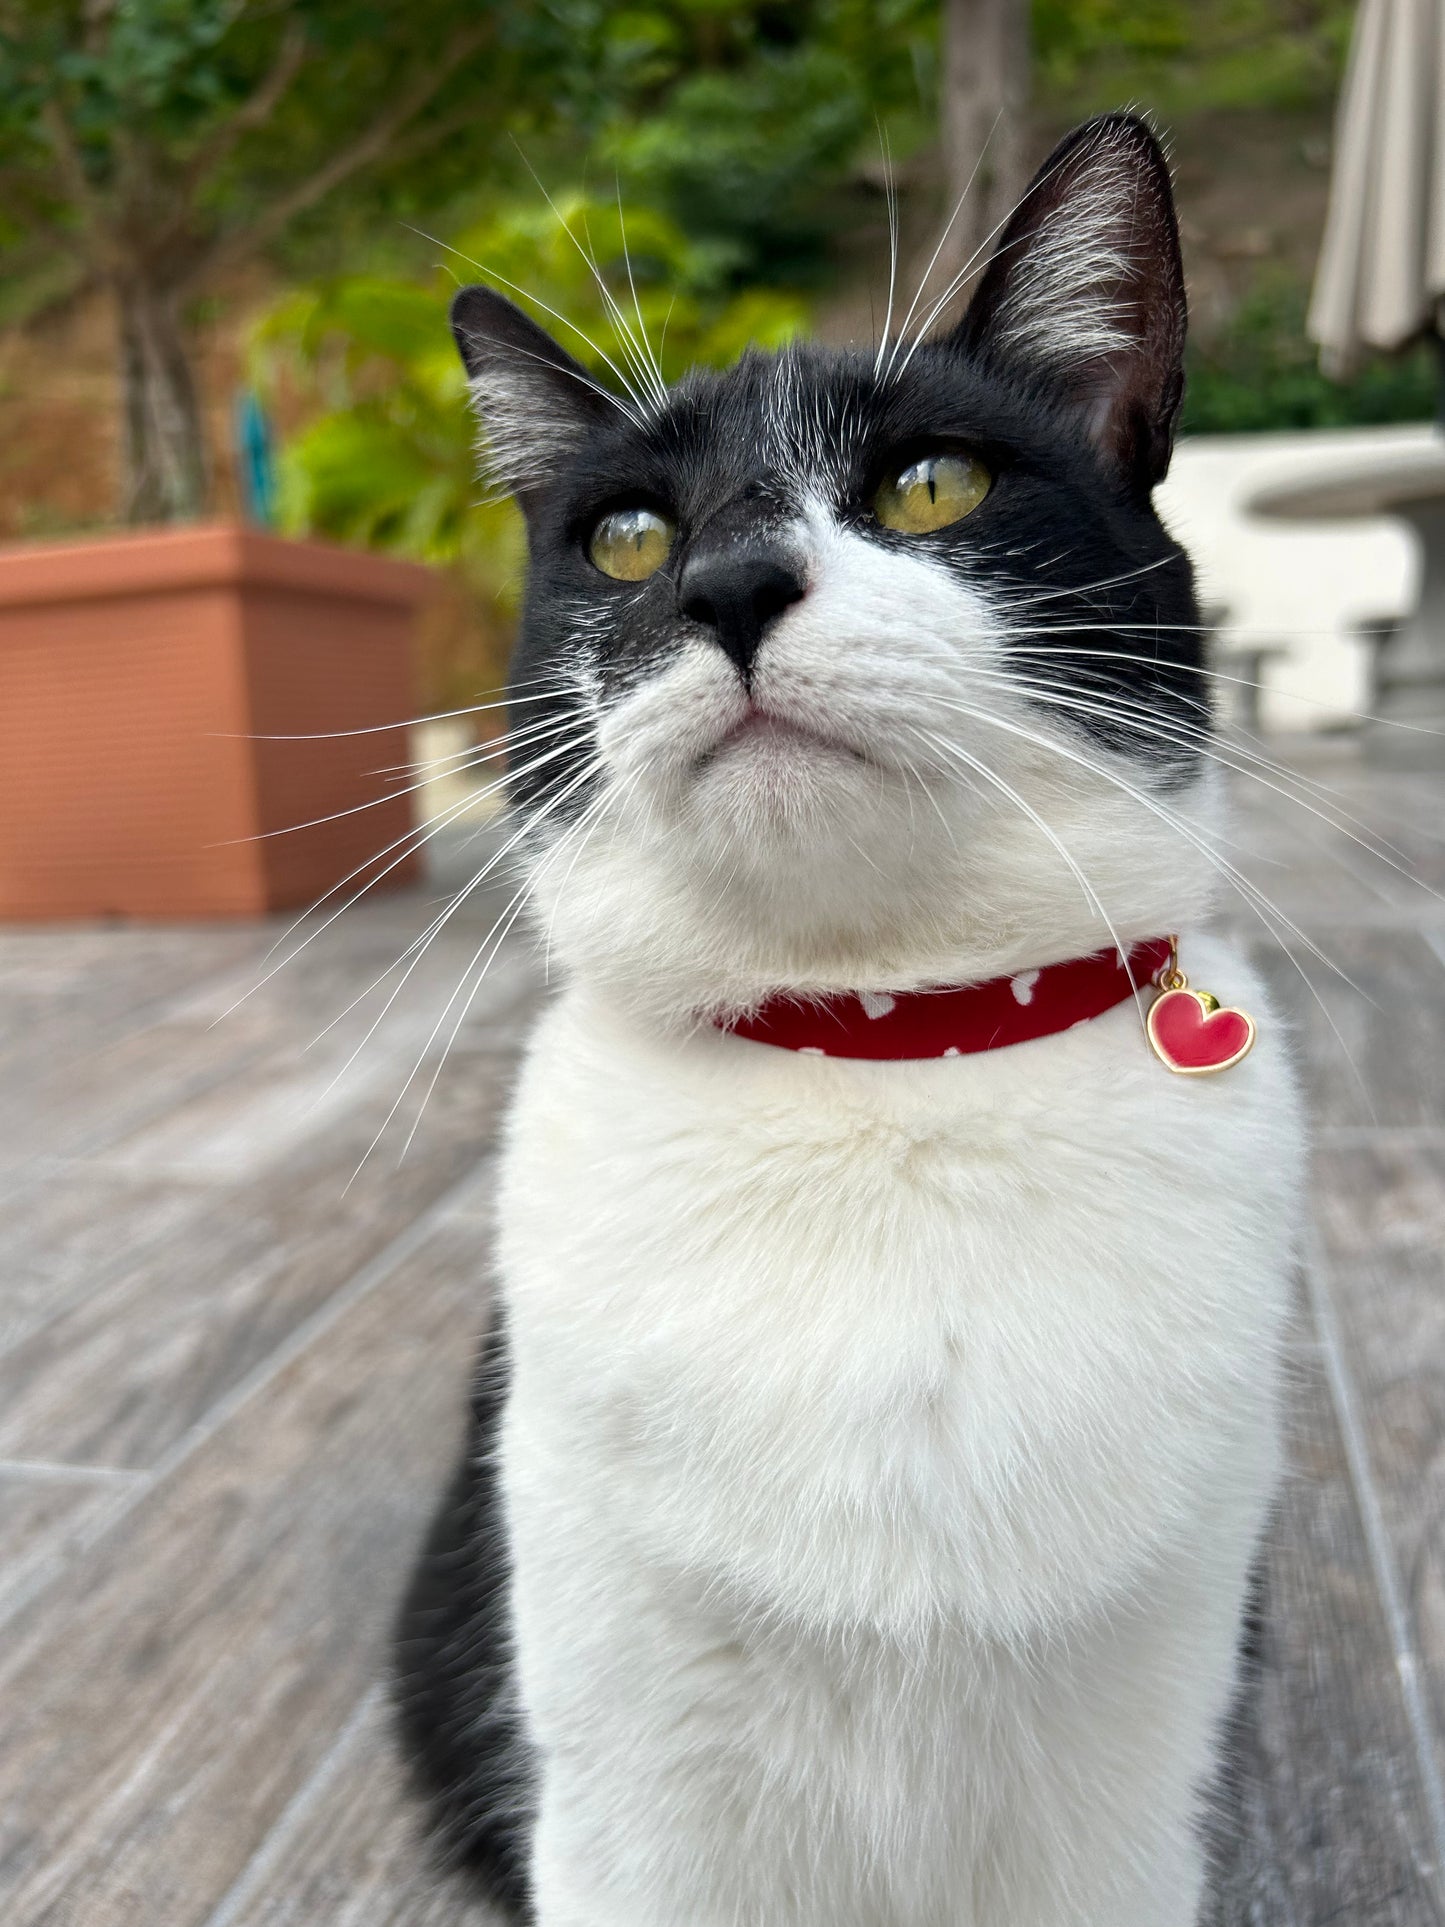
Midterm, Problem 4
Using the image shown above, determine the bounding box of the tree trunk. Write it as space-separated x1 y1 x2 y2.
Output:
115 277 209 524
935 0 1031 309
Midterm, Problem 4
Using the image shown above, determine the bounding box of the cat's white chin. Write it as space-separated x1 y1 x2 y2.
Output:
692 712 872 826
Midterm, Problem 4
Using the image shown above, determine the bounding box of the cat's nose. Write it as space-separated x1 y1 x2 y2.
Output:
677 543 806 681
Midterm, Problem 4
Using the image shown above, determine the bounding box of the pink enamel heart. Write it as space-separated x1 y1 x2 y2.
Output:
1146 987 1256 1075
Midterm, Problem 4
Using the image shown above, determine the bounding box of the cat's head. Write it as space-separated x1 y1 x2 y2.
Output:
453 114 1217 1020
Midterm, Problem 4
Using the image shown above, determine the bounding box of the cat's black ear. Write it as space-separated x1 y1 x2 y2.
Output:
950 114 1186 495
451 285 615 509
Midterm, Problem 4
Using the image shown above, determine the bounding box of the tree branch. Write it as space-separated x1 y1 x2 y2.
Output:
38 98 106 246
184 24 491 290
181 20 309 195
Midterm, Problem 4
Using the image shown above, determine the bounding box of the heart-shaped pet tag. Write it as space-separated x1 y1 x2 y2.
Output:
1146 984 1256 1075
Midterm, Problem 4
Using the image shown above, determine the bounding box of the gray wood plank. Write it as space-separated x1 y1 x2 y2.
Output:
0 1205 489 1927
1313 1140 1445 1819
0 1463 143 1622
0 840 527 1175
0 1164 214 1361
1203 1329 1445 1927
1243 929 1445 1130
206 1691 498 1927
0 1047 517 1471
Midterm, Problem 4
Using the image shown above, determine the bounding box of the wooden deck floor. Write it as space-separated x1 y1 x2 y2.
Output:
1 743 1443 1926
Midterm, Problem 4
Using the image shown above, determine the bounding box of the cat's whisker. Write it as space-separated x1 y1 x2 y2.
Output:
931 692 1376 1107
231 725 591 1024
1001 636 1445 856
345 751 608 1187
934 693 1356 982
967 661 1434 883
367 723 566 781
911 725 1144 1008
539 761 652 983
213 786 491 1028
235 674 571 743
230 711 579 845
362 751 616 1171
304 728 603 1053
1036 690 1432 895
987 554 1180 613
1002 635 1445 751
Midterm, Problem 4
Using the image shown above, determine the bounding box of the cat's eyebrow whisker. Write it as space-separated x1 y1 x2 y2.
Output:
872 122 901 379
614 182 670 401
911 725 1144 1010
576 196 668 409
884 107 1003 381
892 144 1087 380
490 336 646 426
405 219 650 419
506 149 667 411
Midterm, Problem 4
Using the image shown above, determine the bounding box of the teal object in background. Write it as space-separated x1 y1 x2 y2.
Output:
233 388 277 528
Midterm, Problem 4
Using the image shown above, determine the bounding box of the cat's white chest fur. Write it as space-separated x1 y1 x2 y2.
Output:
495 930 1302 1927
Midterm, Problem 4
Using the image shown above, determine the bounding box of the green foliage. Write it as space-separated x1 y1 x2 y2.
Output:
1182 274 1439 435
1032 0 1354 115
599 1 937 286
257 193 809 696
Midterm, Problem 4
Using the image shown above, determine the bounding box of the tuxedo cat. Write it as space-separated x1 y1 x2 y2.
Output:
395 114 1302 1926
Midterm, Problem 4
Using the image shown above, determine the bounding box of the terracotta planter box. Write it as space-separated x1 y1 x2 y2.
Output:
0 524 435 920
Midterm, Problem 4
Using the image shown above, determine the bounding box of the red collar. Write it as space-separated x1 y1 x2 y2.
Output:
720 938 1173 1061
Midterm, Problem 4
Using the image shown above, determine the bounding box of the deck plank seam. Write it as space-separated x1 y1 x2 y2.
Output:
200 1684 389 1927
1302 1224 1445 1893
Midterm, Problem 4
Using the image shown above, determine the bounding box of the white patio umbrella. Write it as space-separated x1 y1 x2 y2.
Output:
1308 0 1445 381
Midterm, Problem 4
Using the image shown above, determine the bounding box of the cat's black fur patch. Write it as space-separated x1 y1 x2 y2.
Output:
393 1311 535 1920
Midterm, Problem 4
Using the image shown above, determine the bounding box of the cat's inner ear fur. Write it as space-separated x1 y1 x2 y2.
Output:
950 113 1187 495
450 285 615 508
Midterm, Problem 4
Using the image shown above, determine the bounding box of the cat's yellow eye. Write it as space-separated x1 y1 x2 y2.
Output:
588 506 675 581
874 452 990 534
